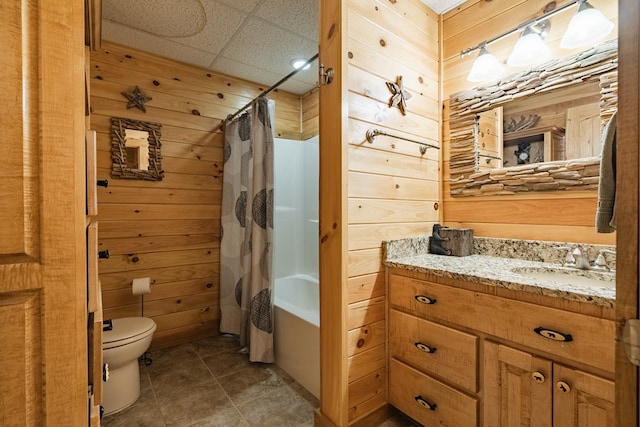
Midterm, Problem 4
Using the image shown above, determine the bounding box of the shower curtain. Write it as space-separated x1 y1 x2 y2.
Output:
220 97 274 363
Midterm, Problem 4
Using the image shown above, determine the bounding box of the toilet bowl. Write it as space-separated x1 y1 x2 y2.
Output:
102 317 157 416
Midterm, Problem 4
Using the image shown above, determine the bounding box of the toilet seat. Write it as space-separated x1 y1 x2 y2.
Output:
103 317 156 350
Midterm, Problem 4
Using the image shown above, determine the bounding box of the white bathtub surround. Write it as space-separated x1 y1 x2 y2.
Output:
273 137 319 279
273 136 319 397
274 274 320 398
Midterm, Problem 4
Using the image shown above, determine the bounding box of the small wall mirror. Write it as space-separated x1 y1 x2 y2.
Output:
449 39 617 196
111 117 164 181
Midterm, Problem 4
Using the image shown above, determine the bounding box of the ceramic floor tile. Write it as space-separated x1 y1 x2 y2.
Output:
288 379 319 408
202 348 253 378
101 380 165 427
217 363 288 405
236 383 315 427
156 380 235 427
100 338 409 427
192 334 242 358
185 407 250 427
146 344 214 397
146 344 200 372
149 357 214 398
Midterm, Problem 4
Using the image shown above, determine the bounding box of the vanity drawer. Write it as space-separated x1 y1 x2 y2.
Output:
389 274 615 373
389 358 477 427
389 309 477 393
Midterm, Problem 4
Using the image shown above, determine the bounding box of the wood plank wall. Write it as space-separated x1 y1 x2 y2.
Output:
343 0 440 422
442 0 618 245
90 42 308 350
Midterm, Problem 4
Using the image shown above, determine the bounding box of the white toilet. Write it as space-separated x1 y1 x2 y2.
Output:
102 317 157 415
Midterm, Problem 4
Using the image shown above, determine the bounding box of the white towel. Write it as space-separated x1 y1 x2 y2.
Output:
596 112 617 233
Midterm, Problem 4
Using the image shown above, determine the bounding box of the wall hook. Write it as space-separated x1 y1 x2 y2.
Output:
319 64 334 85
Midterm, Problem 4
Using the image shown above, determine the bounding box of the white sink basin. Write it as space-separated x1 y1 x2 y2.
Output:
510 266 615 289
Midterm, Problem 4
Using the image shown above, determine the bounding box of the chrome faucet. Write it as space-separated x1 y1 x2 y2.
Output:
571 247 591 270
555 246 591 269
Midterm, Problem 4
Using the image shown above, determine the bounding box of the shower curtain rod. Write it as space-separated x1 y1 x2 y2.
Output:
225 53 319 124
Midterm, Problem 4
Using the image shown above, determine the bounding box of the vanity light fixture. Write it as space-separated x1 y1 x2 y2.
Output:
461 0 614 83
467 45 504 83
507 21 551 67
560 0 615 49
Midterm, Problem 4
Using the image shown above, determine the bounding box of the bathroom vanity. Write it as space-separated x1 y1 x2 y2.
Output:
384 237 615 427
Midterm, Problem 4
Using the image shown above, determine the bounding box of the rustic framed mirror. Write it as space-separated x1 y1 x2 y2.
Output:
449 39 617 196
111 117 164 181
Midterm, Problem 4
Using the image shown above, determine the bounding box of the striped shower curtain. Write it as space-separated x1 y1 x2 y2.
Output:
220 97 274 363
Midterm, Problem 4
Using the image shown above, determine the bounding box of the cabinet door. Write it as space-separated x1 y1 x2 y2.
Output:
553 364 614 427
484 341 552 427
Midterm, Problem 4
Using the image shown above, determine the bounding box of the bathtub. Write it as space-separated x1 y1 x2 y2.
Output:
273 274 320 398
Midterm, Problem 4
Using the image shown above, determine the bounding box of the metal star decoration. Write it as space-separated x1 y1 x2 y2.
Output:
122 86 152 112
386 75 412 116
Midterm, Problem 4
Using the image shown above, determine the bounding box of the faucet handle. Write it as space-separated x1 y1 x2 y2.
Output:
593 252 609 270
554 246 575 266
593 249 616 271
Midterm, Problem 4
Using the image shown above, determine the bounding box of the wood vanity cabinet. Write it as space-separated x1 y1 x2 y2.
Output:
387 269 615 427
484 342 614 427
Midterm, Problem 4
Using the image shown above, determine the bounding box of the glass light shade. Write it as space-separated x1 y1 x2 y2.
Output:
507 28 551 67
467 46 504 83
560 1 614 49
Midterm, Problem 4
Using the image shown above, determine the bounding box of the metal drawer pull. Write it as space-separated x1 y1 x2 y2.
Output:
531 371 546 383
415 342 437 353
415 295 437 305
415 396 437 411
533 327 573 342
556 381 571 394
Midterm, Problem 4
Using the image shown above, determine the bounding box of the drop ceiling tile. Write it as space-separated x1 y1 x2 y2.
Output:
212 57 316 94
212 56 285 87
103 0 206 37
173 1 248 54
255 0 318 41
420 0 467 13
102 20 216 68
220 18 317 76
276 78 317 94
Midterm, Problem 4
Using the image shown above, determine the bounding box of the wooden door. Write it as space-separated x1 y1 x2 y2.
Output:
483 341 552 427
553 365 614 427
565 103 601 159
476 107 503 170
617 0 640 426
0 0 87 424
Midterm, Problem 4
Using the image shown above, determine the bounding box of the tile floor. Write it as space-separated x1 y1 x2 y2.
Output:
101 334 418 427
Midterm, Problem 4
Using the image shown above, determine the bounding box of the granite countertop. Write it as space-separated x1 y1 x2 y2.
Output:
384 236 616 308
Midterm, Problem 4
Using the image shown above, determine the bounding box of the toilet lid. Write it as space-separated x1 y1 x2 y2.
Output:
103 317 156 345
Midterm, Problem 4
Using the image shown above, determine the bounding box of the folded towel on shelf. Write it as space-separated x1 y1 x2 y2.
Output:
596 111 617 233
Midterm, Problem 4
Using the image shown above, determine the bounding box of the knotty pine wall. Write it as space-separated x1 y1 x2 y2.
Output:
442 0 617 245
91 42 310 350
344 0 440 422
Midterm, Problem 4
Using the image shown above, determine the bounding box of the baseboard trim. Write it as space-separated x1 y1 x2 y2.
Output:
314 404 396 427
